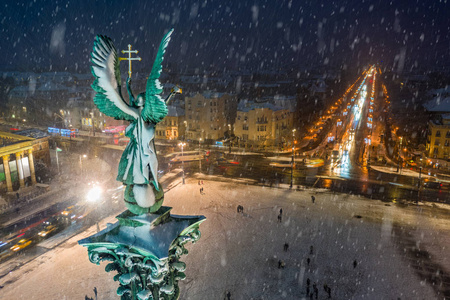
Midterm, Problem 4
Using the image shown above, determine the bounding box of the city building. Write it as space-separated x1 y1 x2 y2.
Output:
155 105 185 141
0 129 50 193
426 114 450 159
184 92 237 142
234 100 294 149
424 88 450 159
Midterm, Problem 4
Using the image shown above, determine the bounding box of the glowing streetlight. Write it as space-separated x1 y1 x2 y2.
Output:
87 185 103 202
290 128 296 189
178 142 186 184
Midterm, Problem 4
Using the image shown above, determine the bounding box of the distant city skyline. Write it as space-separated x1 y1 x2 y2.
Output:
1 0 448 74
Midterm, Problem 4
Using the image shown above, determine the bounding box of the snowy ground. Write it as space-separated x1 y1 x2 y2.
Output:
370 165 435 179
1 176 450 299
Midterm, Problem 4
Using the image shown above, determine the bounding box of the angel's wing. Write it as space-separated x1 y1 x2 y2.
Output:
90 35 139 121
141 29 174 124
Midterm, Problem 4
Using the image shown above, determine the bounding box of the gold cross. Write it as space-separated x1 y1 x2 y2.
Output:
119 44 141 78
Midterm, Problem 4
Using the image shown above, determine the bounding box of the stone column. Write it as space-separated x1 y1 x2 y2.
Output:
16 151 25 188
28 149 37 185
2 155 13 192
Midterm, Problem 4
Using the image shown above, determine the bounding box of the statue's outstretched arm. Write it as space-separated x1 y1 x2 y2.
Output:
127 77 135 105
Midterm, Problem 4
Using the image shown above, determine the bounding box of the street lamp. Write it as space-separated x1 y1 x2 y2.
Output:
198 138 202 172
90 111 95 137
80 154 87 175
178 142 186 184
418 158 423 187
397 136 402 172
290 129 296 189
228 124 232 154
417 158 423 203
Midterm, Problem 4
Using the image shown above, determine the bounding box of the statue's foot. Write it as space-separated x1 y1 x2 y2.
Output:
124 184 164 215
133 184 156 207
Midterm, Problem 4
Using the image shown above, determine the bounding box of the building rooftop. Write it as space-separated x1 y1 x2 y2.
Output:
14 128 50 139
237 100 286 112
167 105 184 117
424 96 450 113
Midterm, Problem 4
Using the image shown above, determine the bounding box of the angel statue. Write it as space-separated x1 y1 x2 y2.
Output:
90 29 181 215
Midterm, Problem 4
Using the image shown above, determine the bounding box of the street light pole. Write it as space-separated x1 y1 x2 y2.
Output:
228 124 232 154
397 136 402 172
290 129 296 189
56 148 60 174
79 154 87 176
179 142 186 184
198 138 202 172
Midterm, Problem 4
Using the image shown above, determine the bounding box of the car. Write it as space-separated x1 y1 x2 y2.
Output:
331 150 340 160
62 205 88 221
306 159 324 168
10 238 32 252
423 179 448 190
61 205 75 217
38 225 57 237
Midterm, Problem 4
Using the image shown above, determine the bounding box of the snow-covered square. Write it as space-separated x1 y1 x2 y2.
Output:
1 176 449 299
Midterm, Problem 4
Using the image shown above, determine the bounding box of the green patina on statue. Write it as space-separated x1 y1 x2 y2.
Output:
79 29 205 300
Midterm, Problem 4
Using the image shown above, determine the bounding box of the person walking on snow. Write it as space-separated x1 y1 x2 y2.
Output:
313 283 318 299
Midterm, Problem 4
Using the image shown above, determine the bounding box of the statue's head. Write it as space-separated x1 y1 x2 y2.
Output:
134 94 145 107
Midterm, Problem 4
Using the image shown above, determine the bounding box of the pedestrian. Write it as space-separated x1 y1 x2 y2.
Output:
306 278 311 296
353 259 358 268
311 195 315 203
278 260 282 269
323 284 331 298
310 245 314 255
16 192 19 200
280 208 283 215
93 287 98 300
201 180 204 185
307 257 310 266
277 214 282 223
324 285 331 298
313 283 318 299
283 242 289 252
226 291 231 300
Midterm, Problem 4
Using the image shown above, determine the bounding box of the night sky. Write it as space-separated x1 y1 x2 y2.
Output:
1 0 449 74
